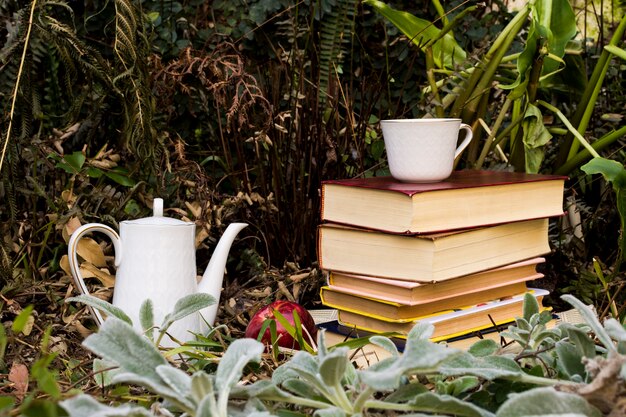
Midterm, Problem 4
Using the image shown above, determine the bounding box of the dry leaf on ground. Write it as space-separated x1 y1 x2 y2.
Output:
8 362 29 401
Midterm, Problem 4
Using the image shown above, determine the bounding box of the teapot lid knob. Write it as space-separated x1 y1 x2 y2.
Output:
153 198 164 217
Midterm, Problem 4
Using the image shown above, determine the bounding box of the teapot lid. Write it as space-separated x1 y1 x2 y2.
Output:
124 198 191 226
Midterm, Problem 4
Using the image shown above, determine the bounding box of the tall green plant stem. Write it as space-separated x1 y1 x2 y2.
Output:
537 100 600 158
0 0 38 175
475 98 513 168
425 48 445 118
450 6 530 119
556 125 626 175
559 13 626 163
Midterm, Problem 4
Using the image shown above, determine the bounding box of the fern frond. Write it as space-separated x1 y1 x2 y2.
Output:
111 0 157 164
318 0 357 107
0 235 12 284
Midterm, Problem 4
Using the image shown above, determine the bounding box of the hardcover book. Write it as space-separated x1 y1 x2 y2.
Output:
326 257 545 304
336 289 550 341
318 218 550 281
321 170 566 234
320 280 529 321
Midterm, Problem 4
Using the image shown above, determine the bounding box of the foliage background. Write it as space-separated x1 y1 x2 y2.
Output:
1 0 626 395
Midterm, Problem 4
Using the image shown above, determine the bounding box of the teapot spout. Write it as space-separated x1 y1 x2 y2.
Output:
198 222 248 327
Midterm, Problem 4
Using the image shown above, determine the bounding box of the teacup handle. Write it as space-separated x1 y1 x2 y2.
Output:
454 123 474 159
68 223 122 326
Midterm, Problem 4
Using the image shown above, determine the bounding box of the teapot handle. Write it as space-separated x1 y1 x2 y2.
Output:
68 223 122 326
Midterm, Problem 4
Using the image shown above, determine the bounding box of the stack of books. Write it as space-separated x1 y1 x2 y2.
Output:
317 170 566 342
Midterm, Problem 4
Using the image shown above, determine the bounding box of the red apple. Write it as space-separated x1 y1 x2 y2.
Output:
245 300 317 350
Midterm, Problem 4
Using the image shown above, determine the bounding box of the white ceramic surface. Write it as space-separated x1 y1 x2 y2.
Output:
381 118 473 182
68 198 247 346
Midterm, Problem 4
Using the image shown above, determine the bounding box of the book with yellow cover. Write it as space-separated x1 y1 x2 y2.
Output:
326 257 544 304
321 170 565 234
320 280 530 321
318 218 550 282
336 289 550 342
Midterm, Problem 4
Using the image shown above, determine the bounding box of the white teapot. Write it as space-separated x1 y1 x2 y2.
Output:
68 198 247 345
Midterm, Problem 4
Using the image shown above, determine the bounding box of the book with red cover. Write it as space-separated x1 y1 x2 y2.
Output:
320 170 566 234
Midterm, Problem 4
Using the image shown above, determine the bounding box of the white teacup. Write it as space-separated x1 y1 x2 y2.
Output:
381 118 473 183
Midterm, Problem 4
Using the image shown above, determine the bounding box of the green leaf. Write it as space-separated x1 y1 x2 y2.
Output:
581 157 626 183
523 292 540 321
582 158 626 260
522 104 553 173
363 0 466 68
104 171 136 187
359 332 460 390
605 44 626 61
0 397 15 413
499 17 537 92
319 348 349 386
369 335 400 357
407 392 494 417
191 372 216 405
63 152 86 173
85 167 104 178
157 365 192 398
496 387 601 417
562 324 597 359
443 375 481 397
161 293 216 330
535 0 577 77
232 379 291 401
604 319 626 342
215 338 264 391
314 408 347 417
30 353 61 399
440 352 522 380
66 295 132 325
82 318 168 383
12 305 34 334
468 339 500 357
555 341 586 379
61 394 153 417
139 299 154 341
561 294 616 353
384 381 429 402
92 358 119 387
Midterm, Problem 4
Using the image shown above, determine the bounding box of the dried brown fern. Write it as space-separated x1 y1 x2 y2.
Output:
152 44 272 134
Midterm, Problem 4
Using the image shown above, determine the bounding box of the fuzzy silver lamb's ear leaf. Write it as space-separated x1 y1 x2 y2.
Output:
604 318 626 343
92 358 120 387
319 347 349 386
359 340 459 390
496 387 601 417
561 294 615 353
83 317 168 384
439 352 522 380
369 335 400 357
407 392 494 417
191 372 216 407
157 365 193 402
215 338 264 391
522 292 539 321
61 393 153 417
313 406 348 417
111 371 191 409
467 339 500 357
66 294 132 325
139 299 154 341
161 293 216 330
